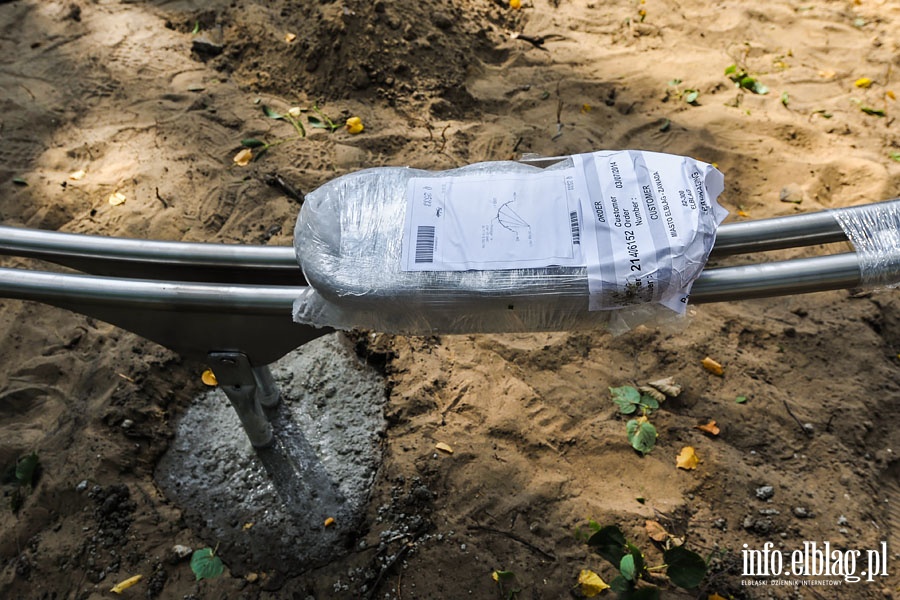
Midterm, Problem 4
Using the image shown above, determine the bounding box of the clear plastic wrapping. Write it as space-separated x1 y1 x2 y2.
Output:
832 200 900 289
293 153 726 335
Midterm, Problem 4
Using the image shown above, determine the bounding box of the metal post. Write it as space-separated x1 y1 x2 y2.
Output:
252 365 281 408
208 351 274 448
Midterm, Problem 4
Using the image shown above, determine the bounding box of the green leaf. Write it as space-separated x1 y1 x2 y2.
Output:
191 21 200 35
684 90 699 104
639 394 659 412
610 385 641 414
307 115 330 129
626 419 657 455
890 152 900 162
240 138 266 148
658 118 670 132
667 78 682 86
664 545 707 589
735 395 748 404
261 105 283 120
724 64 737 75
12 177 27 186
626 543 645 578
861 106 886 116
620 554 636 581
609 575 633 593
587 525 627 566
780 91 790 106
493 569 516 582
190 547 224 581
15 452 39 487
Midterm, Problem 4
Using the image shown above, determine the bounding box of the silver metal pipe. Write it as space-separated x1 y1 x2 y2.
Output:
691 253 861 303
0 198 894 282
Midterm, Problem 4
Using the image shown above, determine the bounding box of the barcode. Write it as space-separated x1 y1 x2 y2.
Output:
415 225 436 263
569 211 581 245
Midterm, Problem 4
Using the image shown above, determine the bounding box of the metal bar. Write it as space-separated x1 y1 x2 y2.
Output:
0 251 866 316
208 352 274 448
0 225 304 284
691 253 862 303
0 198 895 282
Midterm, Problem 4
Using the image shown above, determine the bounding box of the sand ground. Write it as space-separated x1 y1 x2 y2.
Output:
1 0 900 598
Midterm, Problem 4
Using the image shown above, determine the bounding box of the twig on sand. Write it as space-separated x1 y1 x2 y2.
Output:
782 398 813 438
467 524 557 561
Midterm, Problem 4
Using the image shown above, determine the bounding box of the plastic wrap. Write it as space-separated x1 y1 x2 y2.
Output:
293 152 726 335
832 200 900 288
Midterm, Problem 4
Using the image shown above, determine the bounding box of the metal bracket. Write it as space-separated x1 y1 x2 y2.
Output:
207 351 281 448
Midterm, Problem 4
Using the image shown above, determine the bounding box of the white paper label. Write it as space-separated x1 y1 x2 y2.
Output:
401 151 726 312
401 169 585 270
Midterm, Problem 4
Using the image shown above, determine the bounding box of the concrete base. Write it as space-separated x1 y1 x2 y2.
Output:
155 333 386 579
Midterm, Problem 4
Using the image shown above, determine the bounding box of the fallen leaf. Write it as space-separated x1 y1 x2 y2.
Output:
638 385 665 403
245 572 259 583
345 116 364 134
581 103 592 113
855 77 873 88
435 442 454 454
578 569 610 597
509 0 522 8
737 209 750 217
201 369 218 386
12 177 27 186
69 169 86 181
887 90 896 100
108 192 127 206
234 148 253 166
288 106 302 118
676 446 700 470
708 594 728 600
647 376 681 397
695 420 720 436
110 574 142 594
818 69 836 79
284 32 297 43
644 520 669 542
701 357 724 376
324 517 335 527
242 522 253 530
735 395 748 404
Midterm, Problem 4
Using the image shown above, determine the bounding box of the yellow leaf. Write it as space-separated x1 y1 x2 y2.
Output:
578 569 610 597
737 209 750 218
69 169 86 181
242 522 253 530
676 446 700 470
246 572 259 583
324 517 336 527
695 420 720 436
708 594 728 600
644 519 669 542
509 0 522 8
581 103 592 113
701 356 724 376
345 116 364 134
110 574 142 594
108 192 127 206
234 148 253 166
288 106 302 118
887 90 896 101
435 442 454 455
855 77 873 88
284 32 297 43
201 369 218 386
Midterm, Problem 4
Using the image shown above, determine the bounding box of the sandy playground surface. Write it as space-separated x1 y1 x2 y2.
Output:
1 0 900 598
